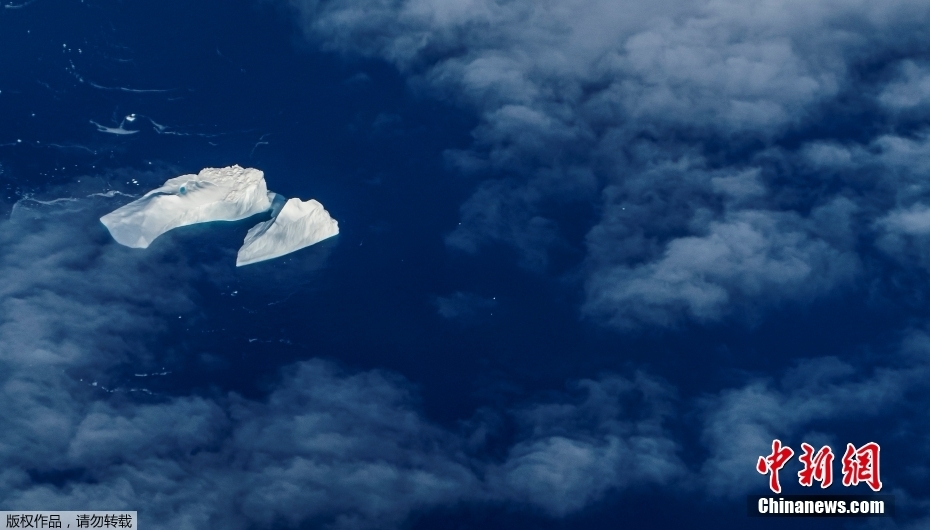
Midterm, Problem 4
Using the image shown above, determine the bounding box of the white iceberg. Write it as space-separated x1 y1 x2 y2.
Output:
100 165 340 265
100 165 273 248
236 197 339 266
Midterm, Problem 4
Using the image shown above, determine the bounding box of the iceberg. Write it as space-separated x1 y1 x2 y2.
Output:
236 197 339 266
99 165 340 265
100 165 273 248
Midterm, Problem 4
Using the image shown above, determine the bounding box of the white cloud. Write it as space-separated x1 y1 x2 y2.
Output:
287 0 930 327
487 374 683 514
9 189 930 525
0 193 682 528
585 201 860 327
699 344 930 498
879 61 930 112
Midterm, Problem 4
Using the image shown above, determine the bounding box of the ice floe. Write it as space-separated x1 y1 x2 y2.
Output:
236 197 339 266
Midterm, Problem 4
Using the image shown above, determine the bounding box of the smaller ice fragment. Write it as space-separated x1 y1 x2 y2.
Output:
236 198 339 266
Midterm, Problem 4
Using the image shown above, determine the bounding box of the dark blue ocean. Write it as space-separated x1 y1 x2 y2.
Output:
2 1 928 529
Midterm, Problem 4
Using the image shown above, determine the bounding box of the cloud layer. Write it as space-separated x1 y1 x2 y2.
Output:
0 195 683 529
7 0 930 526
5 194 930 527
289 0 930 327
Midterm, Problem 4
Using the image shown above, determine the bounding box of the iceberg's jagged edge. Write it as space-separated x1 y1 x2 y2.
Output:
235 197 339 267
100 165 273 248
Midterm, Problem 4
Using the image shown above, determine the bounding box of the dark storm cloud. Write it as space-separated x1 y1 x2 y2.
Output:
288 0 930 327
0 194 683 528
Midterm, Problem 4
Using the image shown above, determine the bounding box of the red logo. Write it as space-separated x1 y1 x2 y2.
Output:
841 442 882 492
757 439 794 494
798 443 834 488
758 441 881 493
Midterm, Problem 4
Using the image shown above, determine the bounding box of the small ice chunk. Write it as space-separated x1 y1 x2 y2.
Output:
90 120 138 135
236 197 339 266
101 165 273 248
